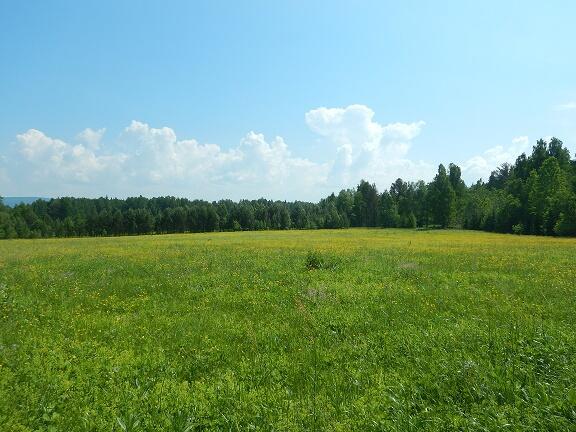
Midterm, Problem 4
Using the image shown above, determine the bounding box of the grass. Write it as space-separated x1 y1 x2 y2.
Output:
1 229 575 431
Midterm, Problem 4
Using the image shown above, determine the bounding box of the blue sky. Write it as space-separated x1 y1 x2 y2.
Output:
1 1 575 200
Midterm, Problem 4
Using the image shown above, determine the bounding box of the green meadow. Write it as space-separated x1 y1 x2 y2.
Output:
1 229 575 431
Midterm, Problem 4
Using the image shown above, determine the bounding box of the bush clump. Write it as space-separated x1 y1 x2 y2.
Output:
305 251 340 270
305 251 325 270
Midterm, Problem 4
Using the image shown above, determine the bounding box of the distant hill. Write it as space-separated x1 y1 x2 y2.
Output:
1 197 49 207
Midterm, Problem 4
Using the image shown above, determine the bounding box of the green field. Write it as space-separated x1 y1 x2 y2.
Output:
1 229 575 431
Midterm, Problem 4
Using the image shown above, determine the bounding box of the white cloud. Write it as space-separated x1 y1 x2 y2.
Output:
461 136 531 182
119 121 328 198
22 104 560 198
232 131 329 188
11 120 330 200
77 128 106 150
305 104 428 187
555 101 576 111
10 107 545 198
7 106 433 198
306 105 386 152
122 120 242 183
17 129 126 183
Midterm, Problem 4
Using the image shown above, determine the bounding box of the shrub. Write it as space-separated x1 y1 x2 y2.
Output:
305 251 325 270
304 251 340 270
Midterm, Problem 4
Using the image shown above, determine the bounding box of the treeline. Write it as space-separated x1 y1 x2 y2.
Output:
1 137 575 239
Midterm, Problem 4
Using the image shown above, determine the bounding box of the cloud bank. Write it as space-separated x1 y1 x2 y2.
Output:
2 104 535 200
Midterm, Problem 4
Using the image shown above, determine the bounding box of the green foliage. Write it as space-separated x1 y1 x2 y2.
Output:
428 164 456 228
304 250 339 270
305 250 325 270
554 198 576 236
379 191 400 228
406 212 417 228
512 223 524 235
1 230 576 430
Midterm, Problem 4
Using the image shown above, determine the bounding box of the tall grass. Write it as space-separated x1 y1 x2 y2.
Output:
1 229 575 430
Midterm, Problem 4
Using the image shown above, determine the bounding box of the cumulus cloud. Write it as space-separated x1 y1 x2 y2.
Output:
6 105 434 198
11 120 330 200
461 136 531 182
122 120 242 183
77 128 106 150
232 131 329 187
13 105 538 198
305 104 429 186
118 121 328 197
306 104 386 152
17 129 126 183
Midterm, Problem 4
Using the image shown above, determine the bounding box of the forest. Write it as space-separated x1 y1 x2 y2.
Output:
1 137 575 239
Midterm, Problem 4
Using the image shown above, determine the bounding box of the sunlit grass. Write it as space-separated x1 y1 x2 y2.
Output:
1 229 575 431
